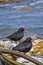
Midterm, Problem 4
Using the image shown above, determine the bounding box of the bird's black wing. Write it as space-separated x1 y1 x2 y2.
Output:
18 41 32 52
6 31 24 41
12 41 32 53
12 42 24 51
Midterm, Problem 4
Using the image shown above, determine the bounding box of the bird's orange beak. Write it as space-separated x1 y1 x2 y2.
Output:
31 39 36 43
24 29 28 32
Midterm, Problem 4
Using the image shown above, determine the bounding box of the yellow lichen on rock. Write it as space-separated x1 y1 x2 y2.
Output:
32 48 40 53
0 44 4 48
32 40 43 55
6 55 14 60
36 41 43 47
40 48 43 55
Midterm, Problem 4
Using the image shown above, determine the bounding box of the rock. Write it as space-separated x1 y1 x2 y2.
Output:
0 39 17 49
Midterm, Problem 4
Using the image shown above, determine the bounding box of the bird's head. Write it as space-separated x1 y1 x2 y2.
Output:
25 37 35 43
18 27 28 32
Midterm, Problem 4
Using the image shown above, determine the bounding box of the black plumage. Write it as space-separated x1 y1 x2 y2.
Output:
12 37 32 53
6 27 27 42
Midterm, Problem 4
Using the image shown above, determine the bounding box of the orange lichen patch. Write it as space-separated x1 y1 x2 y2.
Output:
6 55 14 60
33 41 43 49
6 54 17 60
32 48 40 53
36 41 43 47
40 48 43 55
32 41 43 54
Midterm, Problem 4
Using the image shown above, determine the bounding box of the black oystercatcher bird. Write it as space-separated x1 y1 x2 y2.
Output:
12 37 35 53
6 27 28 44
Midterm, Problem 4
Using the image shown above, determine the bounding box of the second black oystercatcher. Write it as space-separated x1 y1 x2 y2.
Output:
12 37 34 53
6 27 28 44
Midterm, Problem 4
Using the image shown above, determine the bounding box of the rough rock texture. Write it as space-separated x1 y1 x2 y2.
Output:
0 38 43 65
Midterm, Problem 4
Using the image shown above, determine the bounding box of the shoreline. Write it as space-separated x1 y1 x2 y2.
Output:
0 0 19 4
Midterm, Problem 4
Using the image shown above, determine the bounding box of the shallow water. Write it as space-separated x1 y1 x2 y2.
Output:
0 0 43 38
